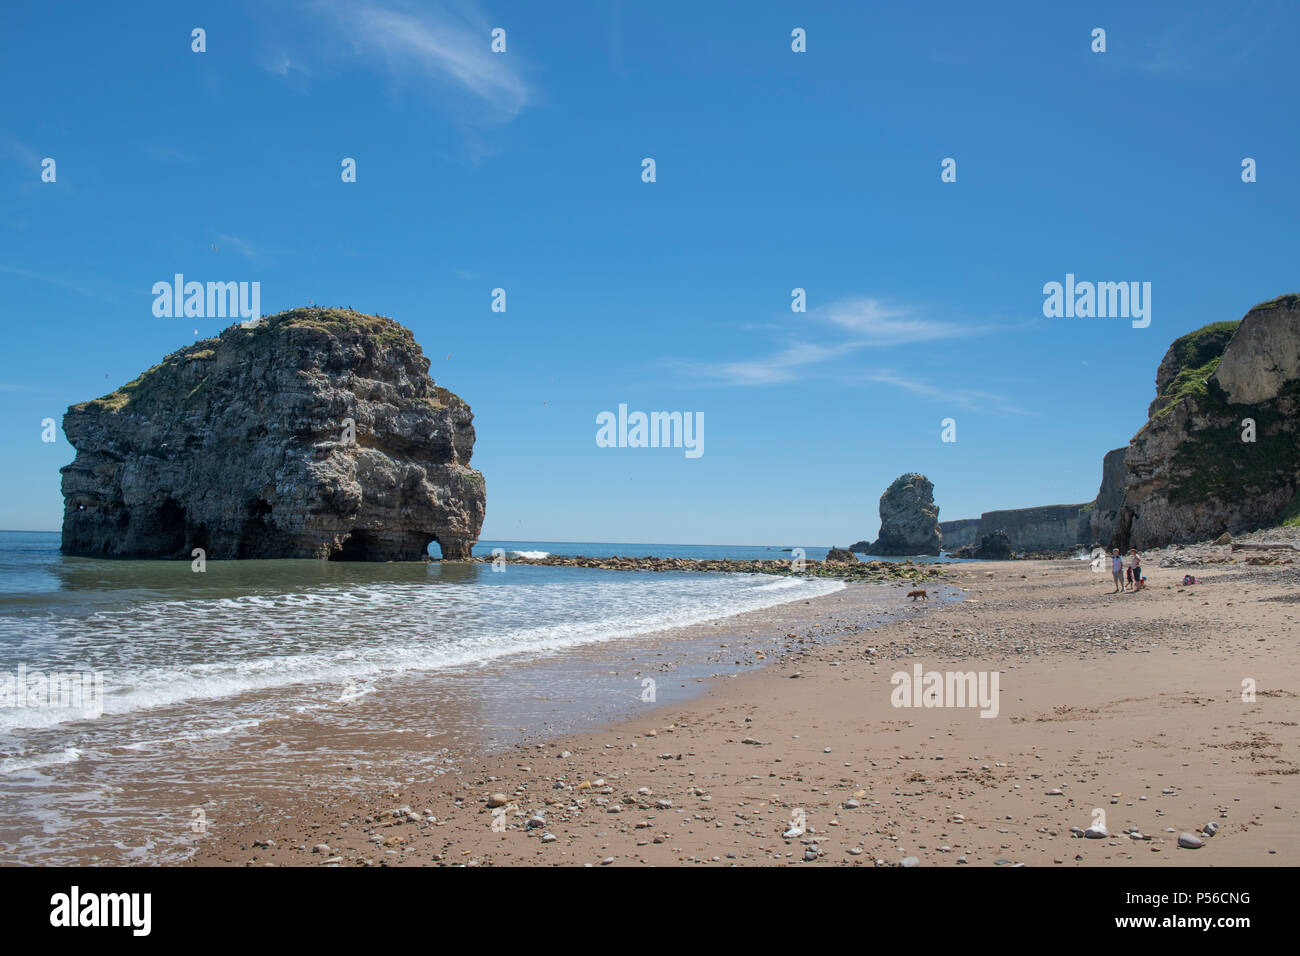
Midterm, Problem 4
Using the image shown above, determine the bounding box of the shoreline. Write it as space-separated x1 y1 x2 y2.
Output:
187 543 1299 867
455 553 953 582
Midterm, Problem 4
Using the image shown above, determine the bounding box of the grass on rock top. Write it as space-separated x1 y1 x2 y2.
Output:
1150 320 1240 420
1250 292 1300 313
73 308 425 414
273 307 414 347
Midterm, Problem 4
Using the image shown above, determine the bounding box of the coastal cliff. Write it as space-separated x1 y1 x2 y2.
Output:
1089 447 1128 546
1113 294 1300 548
937 518 980 550
973 504 1091 553
915 295 1300 554
60 307 486 560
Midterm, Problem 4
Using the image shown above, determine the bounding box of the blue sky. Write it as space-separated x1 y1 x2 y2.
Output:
2 1 1297 545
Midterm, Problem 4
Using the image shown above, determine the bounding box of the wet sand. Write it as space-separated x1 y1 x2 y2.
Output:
188 554 1299 867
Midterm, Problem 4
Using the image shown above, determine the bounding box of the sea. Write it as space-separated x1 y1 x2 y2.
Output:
0 530 959 864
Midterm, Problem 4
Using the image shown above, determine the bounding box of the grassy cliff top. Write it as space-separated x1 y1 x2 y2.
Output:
73 341 221 413
1249 292 1300 313
72 308 427 414
265 307 415 346
1150 320 1241 420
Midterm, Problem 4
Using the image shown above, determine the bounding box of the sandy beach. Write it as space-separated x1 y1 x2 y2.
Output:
188 538 1299 867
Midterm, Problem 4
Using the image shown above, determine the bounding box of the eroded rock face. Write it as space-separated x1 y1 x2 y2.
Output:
60 308 486 561
1089 447 1128 547
868 473 941 555
1114 294 1300 549
1215 305 1300 404
824 547 857 563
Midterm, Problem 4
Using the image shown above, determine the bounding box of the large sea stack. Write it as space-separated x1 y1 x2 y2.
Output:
59 308 486 561
1112 294 1300 548
862 473 942 555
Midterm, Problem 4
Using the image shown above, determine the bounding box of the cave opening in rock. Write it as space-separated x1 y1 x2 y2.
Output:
237 499 274 559
154 499 188 556
188 523 211 554
330 529 381 561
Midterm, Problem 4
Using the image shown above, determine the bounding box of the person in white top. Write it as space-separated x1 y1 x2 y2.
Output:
1126 549 1142 591
1110 549 1123 594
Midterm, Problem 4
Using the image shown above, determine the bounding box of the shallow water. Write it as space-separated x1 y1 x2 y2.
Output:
0 531 859 864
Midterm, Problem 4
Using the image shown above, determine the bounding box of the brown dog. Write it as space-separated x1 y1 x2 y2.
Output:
907 589 928 601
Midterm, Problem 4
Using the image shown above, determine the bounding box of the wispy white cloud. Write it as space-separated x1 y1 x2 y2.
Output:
862 370 1030 415
6 139 42 170
666 294 1025 412
1138 2 1279 76
214 235 261 261
820 297 980 344
261 51 309 78
679 343 850 386
676 295 991 386
287 0 530 121
0 264 113 302
144 144 197 162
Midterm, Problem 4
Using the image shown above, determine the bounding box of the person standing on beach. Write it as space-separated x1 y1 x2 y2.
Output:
1128 549 1142 591
1110 549 1124 593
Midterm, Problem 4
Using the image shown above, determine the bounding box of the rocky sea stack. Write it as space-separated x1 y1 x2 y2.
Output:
59 308 486 561
860 473 942 555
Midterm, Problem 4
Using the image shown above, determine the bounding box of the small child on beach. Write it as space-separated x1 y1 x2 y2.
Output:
1125 549 1141 592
